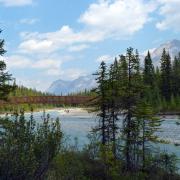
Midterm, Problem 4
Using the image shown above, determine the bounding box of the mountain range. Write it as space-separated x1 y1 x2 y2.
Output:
47 39 180 95
47 75 96 95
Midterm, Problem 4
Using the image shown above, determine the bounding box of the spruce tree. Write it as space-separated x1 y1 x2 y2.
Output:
108 59 119 157
143 51 155 87
119 47 143 171
172 54 180 96
93 61 109 146
0 30 15 100
160 49 172 101
135 102 161 170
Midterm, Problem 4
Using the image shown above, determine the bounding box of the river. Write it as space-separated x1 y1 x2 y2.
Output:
7 108 180 160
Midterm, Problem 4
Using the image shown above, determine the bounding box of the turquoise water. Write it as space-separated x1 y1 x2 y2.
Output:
10 110 180 158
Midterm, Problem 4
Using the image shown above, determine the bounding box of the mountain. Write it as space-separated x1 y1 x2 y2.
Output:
48 39 180 95
47 75 96 95
149 39 180 65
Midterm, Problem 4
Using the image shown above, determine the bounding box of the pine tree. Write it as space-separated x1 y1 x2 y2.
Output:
172 54 180 96
143 51 155 87
119 47 143 171
108 59 119 157
135 102 162 170
0 30 15 100
143 51 162 108
93 61 109 146
160 49 172 101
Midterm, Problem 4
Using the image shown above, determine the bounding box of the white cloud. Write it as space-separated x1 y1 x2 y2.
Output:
20 18 39 25
156 0 180 31
32 59 62 69
5 55 79 81
4 55 31 68
61 68 86 80
18 25 104 54
16 78 50 92
15 67 86 91
96 54 114 63
79 0 157 39
46 68 61 76
18 0 157 54
5 55 62 71
0 0 33 7
68 44 89 52
19 39 53 53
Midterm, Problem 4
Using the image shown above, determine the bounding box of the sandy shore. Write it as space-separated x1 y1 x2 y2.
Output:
46 107 94 116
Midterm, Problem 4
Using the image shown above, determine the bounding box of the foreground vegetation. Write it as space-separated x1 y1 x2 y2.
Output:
0 111 179 180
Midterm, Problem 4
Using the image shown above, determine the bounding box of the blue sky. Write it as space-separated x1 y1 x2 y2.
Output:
0 0 180 91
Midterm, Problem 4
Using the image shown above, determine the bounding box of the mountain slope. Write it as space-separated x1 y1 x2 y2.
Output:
47 75 96 95
150 39 180 64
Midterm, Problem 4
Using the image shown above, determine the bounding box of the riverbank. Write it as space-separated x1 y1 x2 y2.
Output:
46 107 95 116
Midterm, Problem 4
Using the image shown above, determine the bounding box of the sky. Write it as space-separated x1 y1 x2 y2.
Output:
0 0 180 91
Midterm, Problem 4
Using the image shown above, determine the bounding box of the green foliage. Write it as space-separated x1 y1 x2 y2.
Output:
0 30 15 100
144 51 155 87
0 111 62 179
93 61 110 146
46 138 179 180
9 85 53 97
91 47 179 178
160 49 172 101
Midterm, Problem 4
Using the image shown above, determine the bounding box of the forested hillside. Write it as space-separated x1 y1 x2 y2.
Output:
143 49 180 113
9 86 52 97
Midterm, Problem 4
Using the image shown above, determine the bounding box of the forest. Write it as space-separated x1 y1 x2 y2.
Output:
75 48 180 114
9 85 53 97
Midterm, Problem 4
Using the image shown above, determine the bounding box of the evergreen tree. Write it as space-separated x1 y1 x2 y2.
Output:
107 59 119 157
0 30 15 100
160 49 172 101
135 102 161 170
119 47 143 171
143 51 155 87
143 51 162 109
93 61 109 146
172 54 180 96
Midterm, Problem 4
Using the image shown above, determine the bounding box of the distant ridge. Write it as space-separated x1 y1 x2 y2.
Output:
47 75 96 95
150 39 180 64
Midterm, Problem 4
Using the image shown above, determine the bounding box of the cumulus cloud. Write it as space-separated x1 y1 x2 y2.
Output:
18 0 157 54
0 0 33 7
79 0 157 38
18 25 104 54
5 55 62 72
4 54 81 82
19 39 53 53
156 0 180 31
5 55 31 68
